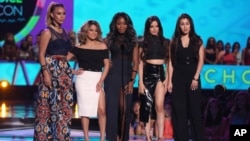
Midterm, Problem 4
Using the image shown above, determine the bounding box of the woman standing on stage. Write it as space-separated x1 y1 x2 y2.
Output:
34 2 78 140
67 20 110 141
104 12 139 141
138 16 169 141
167 13 205 141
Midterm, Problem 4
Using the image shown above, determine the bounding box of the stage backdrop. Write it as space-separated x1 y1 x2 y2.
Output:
73 0 250 49
1 0 250 90
1 0 250 49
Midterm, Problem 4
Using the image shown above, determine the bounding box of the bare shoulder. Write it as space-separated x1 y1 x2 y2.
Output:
41 29 51 35
97 41 108 49
41 29 51 38
74 43 81 48
200 44 205 49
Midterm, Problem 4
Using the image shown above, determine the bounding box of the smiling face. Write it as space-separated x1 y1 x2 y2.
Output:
179 18 190 35
116 17 127 34
87 24 98 40
51 6 66 25
149 20 159 36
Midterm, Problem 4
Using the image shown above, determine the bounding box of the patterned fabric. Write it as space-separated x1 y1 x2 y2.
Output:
34 56 73 141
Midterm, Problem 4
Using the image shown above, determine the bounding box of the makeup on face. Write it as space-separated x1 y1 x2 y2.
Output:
116 17 127 34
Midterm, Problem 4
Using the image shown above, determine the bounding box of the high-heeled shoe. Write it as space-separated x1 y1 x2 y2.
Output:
146 136 153 141
158 137 164 141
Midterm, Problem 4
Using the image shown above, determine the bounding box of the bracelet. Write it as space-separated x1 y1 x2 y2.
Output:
130 78 134 82
193 78 198 81
132 70 137 73
41 65 48 71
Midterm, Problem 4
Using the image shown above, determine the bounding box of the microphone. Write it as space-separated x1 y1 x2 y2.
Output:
120 44 125 52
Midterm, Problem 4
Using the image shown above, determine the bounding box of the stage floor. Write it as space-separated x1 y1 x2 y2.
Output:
0 99 177 141
0 128 177 141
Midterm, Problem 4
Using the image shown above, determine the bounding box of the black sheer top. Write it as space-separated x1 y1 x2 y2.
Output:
46 26 72 56
144 36 166 60
70 47 109 71
108 35 134 60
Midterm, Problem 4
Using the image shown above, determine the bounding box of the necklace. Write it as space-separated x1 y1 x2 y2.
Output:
53 25 62 29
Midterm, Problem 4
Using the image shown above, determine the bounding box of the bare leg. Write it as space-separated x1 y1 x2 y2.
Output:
154 82 165 140
144 119 152 141
81 117 90 141
98 90 106 141
118 88 125 140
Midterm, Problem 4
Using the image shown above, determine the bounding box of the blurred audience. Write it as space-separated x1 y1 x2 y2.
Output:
32 32 41 61
203 98 228 141
204 37 217 64
163 98 173 140
232 41 242 65
2 32 18 61
18 40 33 60
130 100 145 136
242 36 250 65
217 42 236 65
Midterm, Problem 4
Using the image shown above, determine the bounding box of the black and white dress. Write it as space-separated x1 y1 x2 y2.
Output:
70 47 109 117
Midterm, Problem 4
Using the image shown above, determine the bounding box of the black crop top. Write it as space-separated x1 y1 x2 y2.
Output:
144 36 166 60
70 47 109 71
46 27 72 56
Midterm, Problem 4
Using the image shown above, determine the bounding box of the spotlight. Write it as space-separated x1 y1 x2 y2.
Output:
0 80 10 89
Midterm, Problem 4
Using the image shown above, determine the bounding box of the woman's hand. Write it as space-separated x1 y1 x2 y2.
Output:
138 82 146 95
72 68 84 75
167 81 173 93
125 81 134 94
43 71 52 89
96 80 103 92
109 60 113 68
190 80 198 91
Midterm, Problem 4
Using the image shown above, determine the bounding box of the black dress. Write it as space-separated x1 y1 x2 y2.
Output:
104 40 134 141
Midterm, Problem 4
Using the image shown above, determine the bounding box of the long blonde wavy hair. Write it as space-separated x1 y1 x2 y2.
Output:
78 20 103 45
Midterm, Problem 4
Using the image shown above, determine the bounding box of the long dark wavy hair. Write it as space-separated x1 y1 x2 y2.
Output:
170 13 202 65
141 16 169 61
106 12 137 53
205 37 216 51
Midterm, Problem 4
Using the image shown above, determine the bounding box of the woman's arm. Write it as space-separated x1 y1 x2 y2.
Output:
126 44 139 94
39 29 52 87
66 51 75 61
100 44 110 82
193 44 204 80
138 47 145 94
39 29 51 66
167 42 173 93
131 44 139 82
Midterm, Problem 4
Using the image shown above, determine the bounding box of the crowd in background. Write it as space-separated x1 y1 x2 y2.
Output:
130 85 250 141
0 32 250 66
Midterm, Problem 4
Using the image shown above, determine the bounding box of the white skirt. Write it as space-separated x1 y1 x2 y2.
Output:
75 71 102 117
